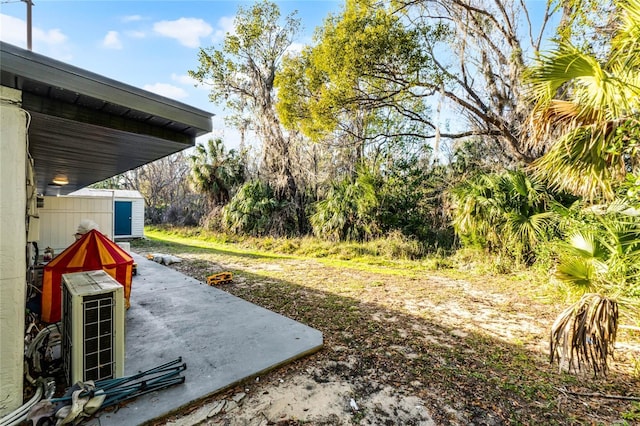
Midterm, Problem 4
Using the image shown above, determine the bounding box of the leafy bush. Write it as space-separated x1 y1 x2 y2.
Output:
376 161 455 250
223 180 297 236
449 170 560 263
554 202 640 301
310 169 380 241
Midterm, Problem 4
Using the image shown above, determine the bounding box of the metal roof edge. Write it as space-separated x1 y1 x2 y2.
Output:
0 41 213 135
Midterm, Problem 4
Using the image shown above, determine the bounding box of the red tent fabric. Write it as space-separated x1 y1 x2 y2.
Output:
41 229 133 323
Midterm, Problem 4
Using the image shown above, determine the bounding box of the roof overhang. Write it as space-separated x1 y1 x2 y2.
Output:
0 42 212 195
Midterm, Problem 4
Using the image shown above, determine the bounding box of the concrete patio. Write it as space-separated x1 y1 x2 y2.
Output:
97 253 323 425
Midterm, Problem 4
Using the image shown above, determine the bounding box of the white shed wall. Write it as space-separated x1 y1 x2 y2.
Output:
129 197 145 238
39 196 114 252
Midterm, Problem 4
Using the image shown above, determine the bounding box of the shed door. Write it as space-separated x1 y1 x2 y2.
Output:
114 201 132 236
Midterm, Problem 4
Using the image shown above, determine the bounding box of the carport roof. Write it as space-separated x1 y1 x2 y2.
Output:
0 42 213 195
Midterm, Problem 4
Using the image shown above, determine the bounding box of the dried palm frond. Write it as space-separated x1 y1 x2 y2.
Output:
550 293 619 377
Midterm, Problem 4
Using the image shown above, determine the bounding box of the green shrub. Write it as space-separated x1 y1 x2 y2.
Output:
310 169 379 241
449 169 561 264
223 180 298 236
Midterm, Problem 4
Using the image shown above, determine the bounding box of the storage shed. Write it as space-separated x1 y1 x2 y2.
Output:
71 188 145 239
38 188 145 252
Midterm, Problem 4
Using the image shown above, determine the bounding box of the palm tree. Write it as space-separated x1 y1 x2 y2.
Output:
551 205 640 375
449 170 557 262
525 0 640 375
310 167 380 242
189 138 245 206
524 0 640 202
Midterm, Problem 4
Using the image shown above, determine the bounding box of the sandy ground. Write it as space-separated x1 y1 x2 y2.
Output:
138 248 640 426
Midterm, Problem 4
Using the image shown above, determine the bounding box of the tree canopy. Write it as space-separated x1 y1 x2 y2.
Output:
276 0 559 166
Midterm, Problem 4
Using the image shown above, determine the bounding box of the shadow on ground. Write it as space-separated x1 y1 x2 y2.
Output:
133 237 640 425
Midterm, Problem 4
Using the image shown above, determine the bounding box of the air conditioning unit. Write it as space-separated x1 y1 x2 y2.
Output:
61 270 125 385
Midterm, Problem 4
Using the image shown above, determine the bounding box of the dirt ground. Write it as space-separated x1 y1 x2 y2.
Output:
132 241 640 426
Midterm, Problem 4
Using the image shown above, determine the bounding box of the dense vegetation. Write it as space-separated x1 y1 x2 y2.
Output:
95 0 639 373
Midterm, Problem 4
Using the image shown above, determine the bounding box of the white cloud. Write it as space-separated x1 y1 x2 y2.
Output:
171 73 197 86
0 14 25 46
143 83 188 100
153 18 212 48
212 16 235 42
287 42 305 55
0 14 71 59
122 15 143 23
125 30 146 39
37 28 67 45
1 14 68 47
102 31 122 49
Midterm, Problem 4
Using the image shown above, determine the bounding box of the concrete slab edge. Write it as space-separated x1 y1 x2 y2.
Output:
139 342 324 425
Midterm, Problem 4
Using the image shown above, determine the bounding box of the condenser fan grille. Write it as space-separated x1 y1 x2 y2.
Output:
83 293 115 381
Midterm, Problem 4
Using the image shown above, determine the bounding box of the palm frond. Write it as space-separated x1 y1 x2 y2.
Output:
610 0 640 70
566 231 607 259
526 42 602 108
556 256 599 289
505 211 555 249
555 229 610 290
532 126 618 201
528 40 638 127
310 168 380 241
524 0 640 202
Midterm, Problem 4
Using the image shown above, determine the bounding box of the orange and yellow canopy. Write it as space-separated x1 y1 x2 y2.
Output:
41 229 133 323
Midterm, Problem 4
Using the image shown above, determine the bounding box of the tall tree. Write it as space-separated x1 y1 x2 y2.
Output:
189 0 300 201
276 0 434 173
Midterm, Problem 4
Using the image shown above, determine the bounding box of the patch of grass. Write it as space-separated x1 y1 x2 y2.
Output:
142 226 427 264
135 228 639 425
138 226 581 314
622 402 640 422
139 227 289 259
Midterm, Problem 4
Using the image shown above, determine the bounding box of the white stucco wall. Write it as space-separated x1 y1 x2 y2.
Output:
0 86 26 415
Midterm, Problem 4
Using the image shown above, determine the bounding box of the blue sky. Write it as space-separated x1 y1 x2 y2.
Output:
1 1 559 151
0 0 344 146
